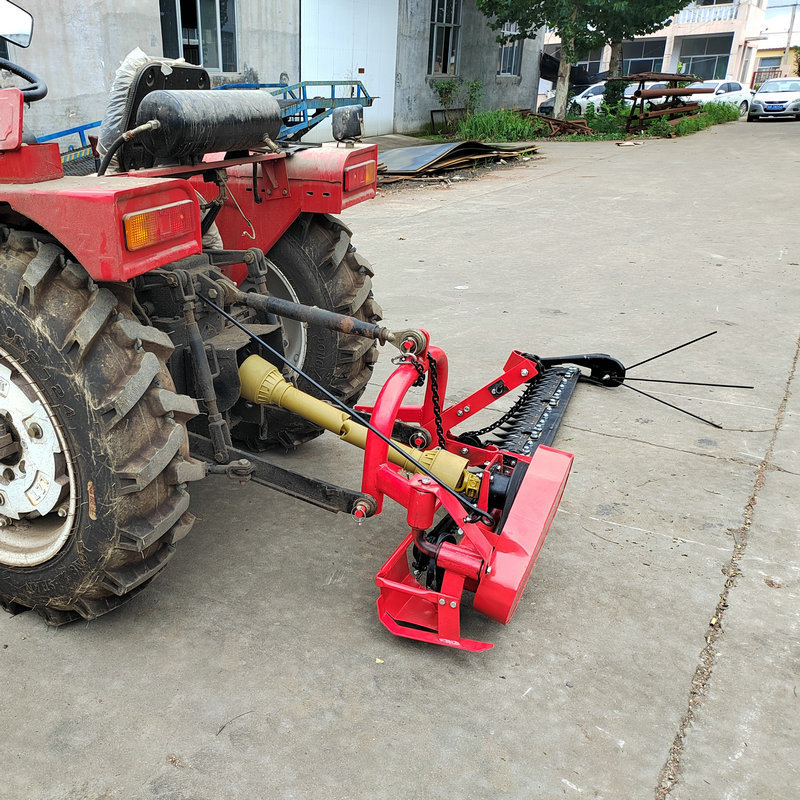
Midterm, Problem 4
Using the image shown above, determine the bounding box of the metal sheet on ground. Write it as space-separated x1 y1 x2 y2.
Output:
379 140 536 174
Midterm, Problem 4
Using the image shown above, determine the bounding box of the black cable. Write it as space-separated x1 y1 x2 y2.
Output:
198 293 495 527
620 382 723 429
626 331 717 372
97 119 160 176
96 134 127 176
624 377 753 389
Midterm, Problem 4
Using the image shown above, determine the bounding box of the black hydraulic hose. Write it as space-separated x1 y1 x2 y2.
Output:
198 293 494 527
0 57 47 102
97 119 161 176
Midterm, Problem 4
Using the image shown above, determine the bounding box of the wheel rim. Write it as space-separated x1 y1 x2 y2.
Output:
264 257 307 371
0 347 76 566
739 101 747 115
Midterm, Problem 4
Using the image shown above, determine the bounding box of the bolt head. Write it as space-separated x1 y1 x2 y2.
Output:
27 423 43 439
449 601 457 608
460 447 469 456
439 598 446 606
521 369 529 377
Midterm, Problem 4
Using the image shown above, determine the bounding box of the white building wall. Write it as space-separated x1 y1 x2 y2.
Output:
299 0 399 139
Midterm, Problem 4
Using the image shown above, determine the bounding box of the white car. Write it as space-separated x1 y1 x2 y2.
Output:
566 83 606 114
685 79 752 115
747 78 800 121
566 82 646 114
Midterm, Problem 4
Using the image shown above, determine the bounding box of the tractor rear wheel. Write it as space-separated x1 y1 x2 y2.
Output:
0 229 197 624
248 212 381 448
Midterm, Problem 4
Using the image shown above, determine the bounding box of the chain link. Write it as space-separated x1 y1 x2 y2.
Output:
427 355 447 449
462 353 543 440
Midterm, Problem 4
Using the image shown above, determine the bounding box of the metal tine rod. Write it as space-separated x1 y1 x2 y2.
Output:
198 294 495 526
621 382 723 429
624 377 754 390
625 331 717 372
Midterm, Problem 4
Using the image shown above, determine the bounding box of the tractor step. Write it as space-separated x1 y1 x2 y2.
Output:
483 365 581 455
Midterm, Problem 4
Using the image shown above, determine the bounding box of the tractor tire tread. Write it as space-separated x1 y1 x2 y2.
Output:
0 229 197 625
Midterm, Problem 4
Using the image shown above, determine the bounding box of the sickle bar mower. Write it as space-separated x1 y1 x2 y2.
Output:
233 316 625 651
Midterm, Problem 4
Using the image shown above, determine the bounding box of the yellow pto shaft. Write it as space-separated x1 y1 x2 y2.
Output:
238 355 475 492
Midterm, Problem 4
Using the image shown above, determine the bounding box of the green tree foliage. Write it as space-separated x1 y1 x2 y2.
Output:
476 0 692 118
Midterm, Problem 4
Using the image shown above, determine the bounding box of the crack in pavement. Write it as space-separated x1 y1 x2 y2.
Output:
562 423 765 467
654 330 800 799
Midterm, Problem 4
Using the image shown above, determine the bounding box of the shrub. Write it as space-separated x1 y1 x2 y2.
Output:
465 80 483 115
454 109 546 141
432 77 461 112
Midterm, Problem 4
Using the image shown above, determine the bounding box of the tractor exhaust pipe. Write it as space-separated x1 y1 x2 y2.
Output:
238 355 472 491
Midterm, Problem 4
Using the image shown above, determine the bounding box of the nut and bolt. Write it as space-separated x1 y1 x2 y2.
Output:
27 423 43 439
521 369 529 377
460 447 469 456
449 601 457 608
439 598 446 606
420 478 431 485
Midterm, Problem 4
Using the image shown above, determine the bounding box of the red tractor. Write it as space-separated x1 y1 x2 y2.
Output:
0 2 626 650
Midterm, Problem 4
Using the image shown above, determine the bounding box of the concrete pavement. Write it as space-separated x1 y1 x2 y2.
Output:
2 119 798 799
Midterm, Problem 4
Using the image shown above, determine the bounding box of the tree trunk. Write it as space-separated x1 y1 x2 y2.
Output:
608 40 622 78
603 40 625 108
554 53 571 120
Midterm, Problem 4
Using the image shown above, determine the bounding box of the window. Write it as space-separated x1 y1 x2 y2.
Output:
622 39 666 75
160 0 237 72
498 22 523 76
677 34 733 80
575 47 604 80
759 56 781 68
428 0 462 75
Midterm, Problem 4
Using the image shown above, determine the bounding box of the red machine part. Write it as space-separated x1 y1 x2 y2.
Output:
0 88 24 153
374 447 572 651
358 339 574 650
0 176 202 280
199 143 378 284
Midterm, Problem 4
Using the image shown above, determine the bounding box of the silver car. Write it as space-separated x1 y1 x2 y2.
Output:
747 78 800 121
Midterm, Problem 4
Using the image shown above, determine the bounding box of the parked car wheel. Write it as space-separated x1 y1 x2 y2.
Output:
738 100 748 116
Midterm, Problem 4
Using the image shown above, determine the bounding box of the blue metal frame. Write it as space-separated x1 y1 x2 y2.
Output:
36 120 102 148
216 80 374 140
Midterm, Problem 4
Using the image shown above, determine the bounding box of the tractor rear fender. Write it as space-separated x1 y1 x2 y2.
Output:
0 175 202 281
206 143 378 258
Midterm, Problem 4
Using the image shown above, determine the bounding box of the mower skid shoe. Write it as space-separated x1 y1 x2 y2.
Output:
473 446 573 624
375 445 573 651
